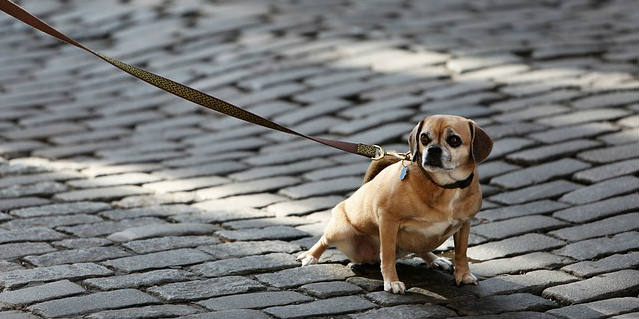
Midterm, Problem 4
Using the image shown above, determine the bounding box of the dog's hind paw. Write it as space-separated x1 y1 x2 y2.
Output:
383 281 406 294
296 253 317 267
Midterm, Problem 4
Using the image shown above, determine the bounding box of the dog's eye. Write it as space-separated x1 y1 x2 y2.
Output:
447 135 462 147
420 132 430 144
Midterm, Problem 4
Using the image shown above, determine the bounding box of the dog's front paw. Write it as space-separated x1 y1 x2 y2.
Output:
383 281 406 294
429 257 453 272
454 270 478 286
296 252 317 267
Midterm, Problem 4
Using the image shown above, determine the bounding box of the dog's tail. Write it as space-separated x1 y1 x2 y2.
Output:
362 155 402 184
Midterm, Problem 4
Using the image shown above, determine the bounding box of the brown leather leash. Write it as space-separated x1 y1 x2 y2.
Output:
0 0 384 159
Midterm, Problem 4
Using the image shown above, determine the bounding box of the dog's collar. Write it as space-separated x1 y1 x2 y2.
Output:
438 172 474 189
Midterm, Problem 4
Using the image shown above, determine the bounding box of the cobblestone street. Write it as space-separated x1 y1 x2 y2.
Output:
1 0 638 318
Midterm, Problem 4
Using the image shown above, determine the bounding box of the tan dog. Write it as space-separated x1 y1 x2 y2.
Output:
297 115 493 294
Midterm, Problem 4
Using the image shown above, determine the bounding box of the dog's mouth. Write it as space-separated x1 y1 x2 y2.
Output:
422 163 454 172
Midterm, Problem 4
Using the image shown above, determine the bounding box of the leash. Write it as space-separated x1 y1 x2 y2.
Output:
0 0 385 160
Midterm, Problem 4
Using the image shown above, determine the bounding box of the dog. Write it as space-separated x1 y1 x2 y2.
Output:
297 115 493 294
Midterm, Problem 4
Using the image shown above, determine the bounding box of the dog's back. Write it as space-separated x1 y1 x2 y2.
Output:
362 155 401 184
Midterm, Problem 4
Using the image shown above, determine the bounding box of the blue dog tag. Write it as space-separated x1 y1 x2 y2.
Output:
400 166 408 180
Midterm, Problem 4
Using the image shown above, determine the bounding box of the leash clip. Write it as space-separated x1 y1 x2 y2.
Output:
371 145 385 160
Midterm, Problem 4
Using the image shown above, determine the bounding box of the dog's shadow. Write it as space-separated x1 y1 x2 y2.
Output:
346 257 477 302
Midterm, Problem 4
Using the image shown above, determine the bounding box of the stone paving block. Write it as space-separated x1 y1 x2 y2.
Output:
142 176 229 193
0 197 50 211
558 176 639 205
529 122 619 143
107 223 217 242
350 304 456 319
0 280 84 305
198 291 313 311
24 246 130 267
0 181 68 199
478 160 521 182
562 252 639 278
217 226 309 241
536 108 630 127
53 237 112 249
151 161 247 179
28 289 158 318
479 200 568 222
488 137 537 159
468 233 565 261
467 270 578 297
491 158 590 189
223 216 311 229
99 204 200 220
9 201 110 217
197 240 300 260
0 263 113 289
256 264 356 288
0 311 39 319
279 177 361 199
472 215 567 240
172 207 274 224
542 270 639 304
265 195 343 217
0 227 66 244
489 180 581 205
451 293 557 316
102 248 212 272
549 212 639 242
448 312 557 319
53 185 154 201
0 170 83 188
572 91 638 109
0 242 56 260
2 122 85 140
547 297 639 319
57 217 166 237
84 269 194 290
148 276 265 302
191 253 299 277
552 193 639 223
573 159 639 183
181 309 271 319
577 143 639 163
598 129 639 145
300 281 364 298
5 213 103 230
507 139 602 164
195 193 287 210
553 231 638 260
85 304 200 319
123 235 220 254
364 291 433 306
196 176 300 200
484 122 547 140
66 172 162 188
264 295 376 319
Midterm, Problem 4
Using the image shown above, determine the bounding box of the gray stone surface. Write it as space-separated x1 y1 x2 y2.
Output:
83 269 194 290
1 1 638 317
0 280 85 305
198 291 313 310
28 289 158 318
468 233 565 260
147 276 265 302
102 248 212 272
542 270 639 304
264 295 376 318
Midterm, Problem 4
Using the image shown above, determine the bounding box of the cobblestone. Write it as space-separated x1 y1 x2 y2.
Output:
542 270 639 304
1 0 638 317
0 280 84 305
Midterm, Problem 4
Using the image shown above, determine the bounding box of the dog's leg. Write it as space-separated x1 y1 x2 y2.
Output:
419 252 453 272
379 214 405 294
296 235 328 266
453 221 478 286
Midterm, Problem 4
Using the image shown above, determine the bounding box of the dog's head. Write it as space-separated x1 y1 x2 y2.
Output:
408 115 493 175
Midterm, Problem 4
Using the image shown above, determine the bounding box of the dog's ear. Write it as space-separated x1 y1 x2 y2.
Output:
408 119 424 162
469 121 493 163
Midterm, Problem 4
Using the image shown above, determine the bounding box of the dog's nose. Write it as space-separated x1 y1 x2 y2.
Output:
428 145 442 155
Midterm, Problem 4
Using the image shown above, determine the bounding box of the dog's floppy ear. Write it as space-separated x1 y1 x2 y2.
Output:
469 121 493 163
408 119 424 162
